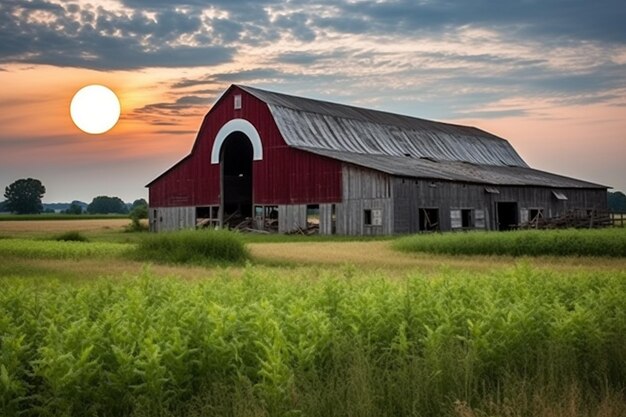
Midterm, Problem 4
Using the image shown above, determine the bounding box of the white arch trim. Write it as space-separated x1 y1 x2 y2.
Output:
210 118 263 164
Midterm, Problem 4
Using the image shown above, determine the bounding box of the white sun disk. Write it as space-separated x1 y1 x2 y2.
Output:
70 85 121 134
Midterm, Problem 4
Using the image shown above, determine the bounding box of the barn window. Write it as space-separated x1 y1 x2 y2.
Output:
451 209 474 229
364 209 383 226
474 209 486 229
528 208 544 227
306 205 320 234
234 94 242 109
552 191 568 200
419 208 439 231
364 209 372 225
461 209 473 228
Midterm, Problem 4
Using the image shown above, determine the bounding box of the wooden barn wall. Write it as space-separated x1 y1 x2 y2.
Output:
148 86 342 209
319 203 340 235
149 207 196 232
278 205 307 233
392 178 608 233
339 164 393 235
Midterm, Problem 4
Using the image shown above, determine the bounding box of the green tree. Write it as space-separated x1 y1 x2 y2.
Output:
3 178 46 214
132 198 147 210
608 191 626 212
87 196 129 214
65 202 83 215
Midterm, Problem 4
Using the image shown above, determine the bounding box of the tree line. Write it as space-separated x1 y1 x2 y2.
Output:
1 178 147 217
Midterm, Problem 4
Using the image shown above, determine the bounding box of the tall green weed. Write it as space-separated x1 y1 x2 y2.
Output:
394 228 626 257
1 265 625 416
133 229 248 265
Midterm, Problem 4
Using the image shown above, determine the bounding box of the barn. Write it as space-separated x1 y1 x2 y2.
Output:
147 85 608 235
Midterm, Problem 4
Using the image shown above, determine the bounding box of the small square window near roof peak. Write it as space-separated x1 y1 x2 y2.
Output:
234 94 242 110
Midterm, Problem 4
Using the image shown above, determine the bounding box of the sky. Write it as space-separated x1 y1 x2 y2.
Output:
1 0 625 203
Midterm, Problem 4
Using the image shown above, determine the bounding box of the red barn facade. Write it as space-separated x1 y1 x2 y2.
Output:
147 85 607 234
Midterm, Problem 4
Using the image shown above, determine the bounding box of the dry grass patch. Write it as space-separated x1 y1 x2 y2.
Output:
0 218 130 235
249 241 626 273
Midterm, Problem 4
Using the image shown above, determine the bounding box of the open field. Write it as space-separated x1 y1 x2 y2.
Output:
1 219 626 416
0 218 131 235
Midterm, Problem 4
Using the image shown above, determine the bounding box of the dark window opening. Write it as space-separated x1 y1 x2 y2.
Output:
306 204 320 234
265 206 278 219
252 205 278 232
331 204 337 234
461 209 472 228
497 202 518 231
221 132 253 228
196 206 212 218
529 208 544 226
364 209 372 226
419 208 439 231
196 206 220 229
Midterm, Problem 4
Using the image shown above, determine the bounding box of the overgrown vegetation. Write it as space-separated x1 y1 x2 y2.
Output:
133 229 249 265
1 265 625 416
53 231 89 242
0 238 127 260
394 228 626 257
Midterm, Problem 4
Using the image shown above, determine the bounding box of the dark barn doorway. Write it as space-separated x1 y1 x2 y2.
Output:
221 132 253 228
496 202 518 231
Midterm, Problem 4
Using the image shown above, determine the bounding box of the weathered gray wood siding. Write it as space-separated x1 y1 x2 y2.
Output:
149 207 196 232
319 203 339 235
278 204 307 233
340 164 393 235
392 178 608 232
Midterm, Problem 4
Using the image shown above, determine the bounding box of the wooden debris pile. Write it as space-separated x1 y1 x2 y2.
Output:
520 209 612 229
285 221 319 235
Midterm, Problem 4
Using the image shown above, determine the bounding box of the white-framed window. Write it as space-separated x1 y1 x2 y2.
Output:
451 208 475 229
364 208 382 226
234 94 242 110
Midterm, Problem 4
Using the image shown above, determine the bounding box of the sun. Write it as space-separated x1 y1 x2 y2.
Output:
70 85 121 134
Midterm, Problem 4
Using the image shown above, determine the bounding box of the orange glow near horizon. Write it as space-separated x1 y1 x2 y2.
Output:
1 59 625 202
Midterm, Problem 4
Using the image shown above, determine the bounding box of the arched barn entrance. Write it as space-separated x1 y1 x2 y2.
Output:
220 132 253 227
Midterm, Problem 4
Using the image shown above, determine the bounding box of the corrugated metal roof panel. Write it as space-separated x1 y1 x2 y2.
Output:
298 147 605 189
238 85 528 168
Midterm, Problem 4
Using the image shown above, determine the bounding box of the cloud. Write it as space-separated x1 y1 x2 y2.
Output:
331 0 626 43
135 95 211 113
154 129 197 135
0 0 234 70
2 0 625 73
276 50 351 65
172 68 287 88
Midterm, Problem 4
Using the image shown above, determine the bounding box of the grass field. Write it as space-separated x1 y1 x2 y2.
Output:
1 219 626 417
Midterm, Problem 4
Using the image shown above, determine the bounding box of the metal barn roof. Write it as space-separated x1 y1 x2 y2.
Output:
239 85 527 167
238 85 605 189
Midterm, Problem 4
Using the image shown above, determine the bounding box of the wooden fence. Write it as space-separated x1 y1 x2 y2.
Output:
611 212 626 227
